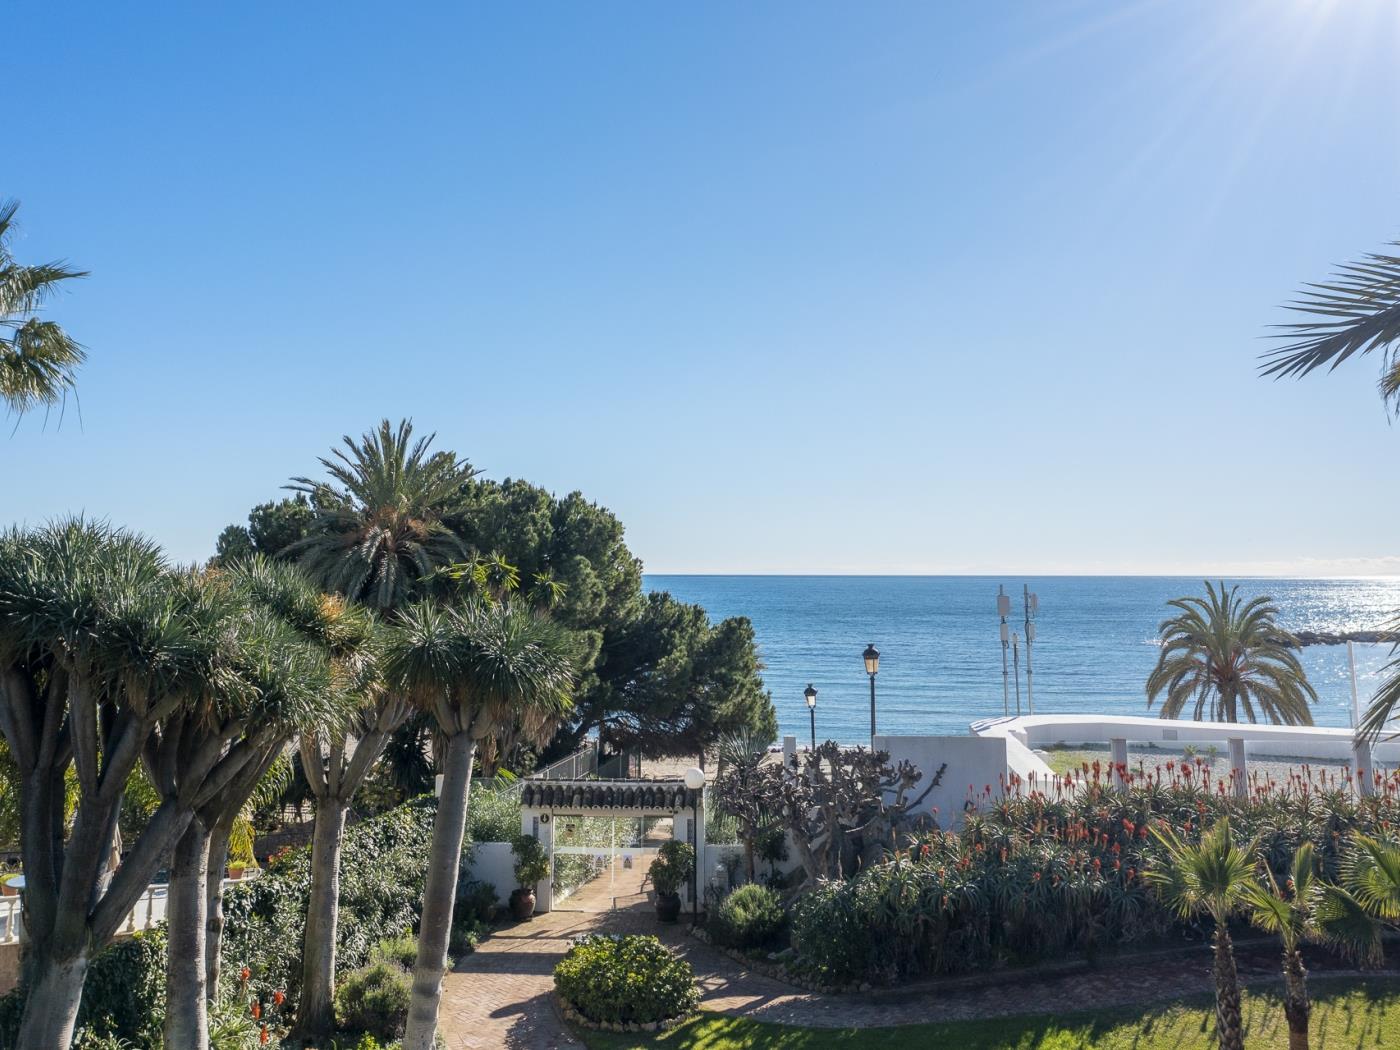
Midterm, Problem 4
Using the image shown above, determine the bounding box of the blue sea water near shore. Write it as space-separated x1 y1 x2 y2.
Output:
643 576 1400 745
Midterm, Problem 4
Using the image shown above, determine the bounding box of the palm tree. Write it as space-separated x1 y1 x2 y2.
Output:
1145 820 1258 1050
1259 244 1400 740
1147 581 1316 725
281 420 477 1037
1244 843 1324 1050
382 600 575 1050
0 200 87 419
286 418 477 608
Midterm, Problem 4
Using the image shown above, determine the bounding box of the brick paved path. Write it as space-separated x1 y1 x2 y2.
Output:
438 876 1400 1047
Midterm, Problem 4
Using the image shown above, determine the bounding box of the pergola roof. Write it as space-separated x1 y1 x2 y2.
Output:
519 779 700 811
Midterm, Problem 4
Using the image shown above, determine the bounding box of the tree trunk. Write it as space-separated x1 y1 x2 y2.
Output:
1283 948 1310 1050
14 950 88 1050
204 816 233 1001
165 820 212 1050
294 797 350 1038
403 733 476 1050
1212 926 1245 1050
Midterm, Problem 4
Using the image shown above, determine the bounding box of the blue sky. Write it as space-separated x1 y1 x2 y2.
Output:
7 1 1400 575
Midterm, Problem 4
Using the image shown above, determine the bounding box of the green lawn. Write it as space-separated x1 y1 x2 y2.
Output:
576 977 1400 1049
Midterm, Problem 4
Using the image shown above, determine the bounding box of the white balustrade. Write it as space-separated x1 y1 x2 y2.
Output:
0 875 254 946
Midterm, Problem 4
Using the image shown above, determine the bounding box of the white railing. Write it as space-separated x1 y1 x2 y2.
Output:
530 741 599 781
0 876 254 946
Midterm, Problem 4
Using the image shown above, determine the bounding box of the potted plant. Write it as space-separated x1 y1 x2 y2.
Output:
648 841 694 924
226 839 258 881
510 834 549 921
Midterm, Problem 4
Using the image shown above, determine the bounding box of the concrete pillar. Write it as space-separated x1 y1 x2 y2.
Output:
1110 738 1128 787
1228 738 1247 799
1354 738 1375 797
782 734 797 768
525 809 554 913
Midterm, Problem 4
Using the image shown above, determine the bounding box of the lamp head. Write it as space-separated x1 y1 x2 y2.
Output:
863 643 880 676
804 684 817 709
683 767 705 791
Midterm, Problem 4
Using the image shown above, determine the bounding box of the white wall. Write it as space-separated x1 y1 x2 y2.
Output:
973 713 1400 765
876 734 1025 828
467 840 515 905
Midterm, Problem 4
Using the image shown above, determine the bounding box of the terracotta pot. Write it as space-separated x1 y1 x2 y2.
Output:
655 891 682 923
510 887 537 921
226 866 244 881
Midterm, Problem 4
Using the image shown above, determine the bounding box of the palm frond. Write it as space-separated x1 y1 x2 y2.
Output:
0 201 87 419
1261 246 1400 402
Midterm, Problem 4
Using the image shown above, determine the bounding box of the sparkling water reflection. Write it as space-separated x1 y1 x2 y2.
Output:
645 576 1400 744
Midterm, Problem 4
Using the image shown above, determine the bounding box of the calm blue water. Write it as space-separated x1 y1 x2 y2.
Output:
643 576 1400 744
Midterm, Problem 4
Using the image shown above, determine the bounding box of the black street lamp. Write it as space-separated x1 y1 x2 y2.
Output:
804 684 818 754
863 644 880 749
683 767 705 925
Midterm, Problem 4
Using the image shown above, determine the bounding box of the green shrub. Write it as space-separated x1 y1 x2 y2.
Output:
789 880 877 985
334 962 411 1042
449 915 485 956
370 932 419 970
347 1036 401 1050
455 877 499 923
345 1036 400 1050
710 884 787 951
0 798 438 1050
222 796 435 1007
72 926 167 1046
467 787 521 843
648 840 694 897
208 995 262 1050
511 833 549 888
553 934 698 1026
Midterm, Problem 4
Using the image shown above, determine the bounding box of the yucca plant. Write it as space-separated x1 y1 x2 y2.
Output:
1147 581 1316 725
1144 820 1257 1050
0 520 201 1048
1312 832 1400 969
0 199 87 420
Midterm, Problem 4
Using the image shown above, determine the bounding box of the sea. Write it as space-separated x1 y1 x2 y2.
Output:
642 576 1400 745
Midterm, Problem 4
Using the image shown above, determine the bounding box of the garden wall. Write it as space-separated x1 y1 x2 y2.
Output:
468 840 515 904
877 734 1016 827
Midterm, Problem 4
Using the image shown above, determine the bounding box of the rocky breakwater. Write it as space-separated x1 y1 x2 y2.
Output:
1288 629 1399 647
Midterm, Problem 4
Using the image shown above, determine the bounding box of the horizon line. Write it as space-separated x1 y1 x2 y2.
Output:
642 570 1400 580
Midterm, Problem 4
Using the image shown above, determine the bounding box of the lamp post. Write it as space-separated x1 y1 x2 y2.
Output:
683 766 705 926
863 644 880 750
804 684 818 755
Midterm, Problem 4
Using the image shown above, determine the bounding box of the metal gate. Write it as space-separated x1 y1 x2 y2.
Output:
550 813 677 912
